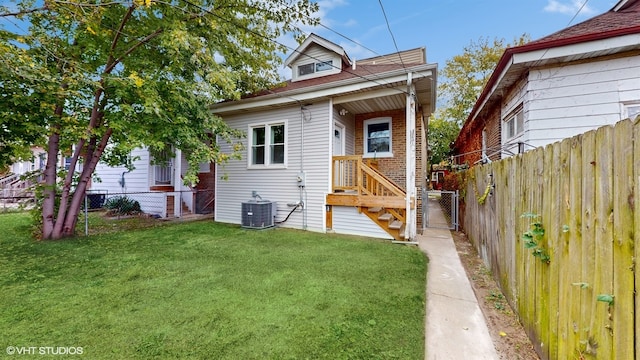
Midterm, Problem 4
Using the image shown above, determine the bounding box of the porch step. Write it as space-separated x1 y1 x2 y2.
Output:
378 213 393 222
368 207 382 213
399 224 406 239
389 220 402 230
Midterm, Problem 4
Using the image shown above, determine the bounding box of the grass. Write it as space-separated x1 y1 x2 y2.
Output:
0 213 427 359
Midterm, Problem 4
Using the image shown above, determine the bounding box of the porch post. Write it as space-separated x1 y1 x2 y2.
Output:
174 149 182 218
405 73 417 240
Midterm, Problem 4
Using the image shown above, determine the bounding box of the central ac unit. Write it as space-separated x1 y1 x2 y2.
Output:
241 200 276 229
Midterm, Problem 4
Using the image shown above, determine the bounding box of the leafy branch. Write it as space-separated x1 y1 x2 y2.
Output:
521 213 550 263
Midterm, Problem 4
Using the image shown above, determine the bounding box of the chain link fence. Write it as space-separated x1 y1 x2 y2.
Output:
81 189 214 235
422 189 459 230
1 186 214 235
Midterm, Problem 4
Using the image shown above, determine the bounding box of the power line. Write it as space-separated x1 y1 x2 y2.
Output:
181 0 414 97
377 0 406 71
567 0 591 27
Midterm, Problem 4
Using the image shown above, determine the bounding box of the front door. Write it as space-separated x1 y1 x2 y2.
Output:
333 122 345 156
333 123 345 190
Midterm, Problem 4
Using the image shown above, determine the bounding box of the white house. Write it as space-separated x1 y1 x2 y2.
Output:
92 148 215 217
453 0 640 165
211 34 437 241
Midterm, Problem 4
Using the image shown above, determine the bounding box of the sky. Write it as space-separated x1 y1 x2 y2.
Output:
281 0 619 74
0 0 620 76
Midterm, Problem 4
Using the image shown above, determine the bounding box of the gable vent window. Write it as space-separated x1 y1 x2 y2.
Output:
297 60 333 76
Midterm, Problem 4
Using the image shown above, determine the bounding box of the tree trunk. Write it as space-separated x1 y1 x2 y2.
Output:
41 130 60 240
60 129 113 237
51 138 85 238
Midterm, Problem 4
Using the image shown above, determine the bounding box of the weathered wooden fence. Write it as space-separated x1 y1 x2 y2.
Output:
463 118 638 360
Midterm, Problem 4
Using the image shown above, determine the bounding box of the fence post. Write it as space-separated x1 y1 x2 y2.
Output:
84 194 88 236
454 190 459 231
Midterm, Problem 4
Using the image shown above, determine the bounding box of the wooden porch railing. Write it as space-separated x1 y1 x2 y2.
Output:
331 155 406 224
332 156 405 197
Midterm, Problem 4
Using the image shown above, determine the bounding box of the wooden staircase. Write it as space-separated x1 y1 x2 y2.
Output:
366 207 405 241
326 156 412 241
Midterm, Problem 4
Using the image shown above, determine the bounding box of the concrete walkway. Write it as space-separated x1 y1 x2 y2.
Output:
417 201 498 359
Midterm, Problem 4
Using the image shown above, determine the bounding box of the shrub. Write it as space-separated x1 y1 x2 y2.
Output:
442 171 467 192
104 196 141 216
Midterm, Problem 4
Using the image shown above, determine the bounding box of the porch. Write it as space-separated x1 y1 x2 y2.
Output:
326 155 414 241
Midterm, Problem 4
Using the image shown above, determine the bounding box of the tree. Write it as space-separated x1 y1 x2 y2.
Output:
427 117 460 166
428 35 529 166
0 0 319 240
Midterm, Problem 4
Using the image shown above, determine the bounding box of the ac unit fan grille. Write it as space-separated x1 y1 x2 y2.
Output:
241 201 274 229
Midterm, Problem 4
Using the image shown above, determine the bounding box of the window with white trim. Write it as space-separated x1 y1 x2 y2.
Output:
248 122 286 168
297 60 333 76
624 103 640 120
150 147 173 185
363 117 392 158
503 105 523 141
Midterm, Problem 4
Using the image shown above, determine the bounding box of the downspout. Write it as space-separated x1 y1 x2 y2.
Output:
300 105 307 230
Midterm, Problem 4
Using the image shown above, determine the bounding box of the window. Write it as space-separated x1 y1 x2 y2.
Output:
503 106 523 140
315 61 333 72
150 148 173 185
624 103 640 120
297 60 333 76
363 117 392 158
298 63 314 76
249 122 287 167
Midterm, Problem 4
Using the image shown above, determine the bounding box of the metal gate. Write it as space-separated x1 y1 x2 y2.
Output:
422 189 459 230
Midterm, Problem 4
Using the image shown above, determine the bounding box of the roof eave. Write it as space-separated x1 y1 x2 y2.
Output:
462 26 640 134
283 33 351 68
211 64 436 115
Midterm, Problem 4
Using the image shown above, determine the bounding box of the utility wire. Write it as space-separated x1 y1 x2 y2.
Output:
182 0 413 97
377 0 406 71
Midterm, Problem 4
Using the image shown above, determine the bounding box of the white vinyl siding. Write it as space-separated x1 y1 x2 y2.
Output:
216 102 331 233
331 206 393 239
522 55 640 149
94 148 150 194
93 148 196 217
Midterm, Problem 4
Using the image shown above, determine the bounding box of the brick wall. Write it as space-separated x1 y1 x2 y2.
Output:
195 162 216 191
455 104 501 166
354 108 425 228
355 109 408 189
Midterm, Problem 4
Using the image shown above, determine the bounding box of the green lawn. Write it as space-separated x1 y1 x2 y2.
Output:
0 213 427 359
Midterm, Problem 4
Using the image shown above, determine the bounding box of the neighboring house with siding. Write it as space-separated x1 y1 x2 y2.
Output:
211 33 436 241
1 147 47 198
453 0 640 165
92 148 215 218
